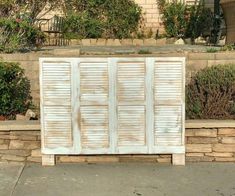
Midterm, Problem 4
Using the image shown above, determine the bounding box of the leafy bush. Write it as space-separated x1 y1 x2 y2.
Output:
186 64 235 119
0 61 32 119
63 0 142 39
62 12 103 39
0 0 61 22
157 0 213 41
0 17 46 53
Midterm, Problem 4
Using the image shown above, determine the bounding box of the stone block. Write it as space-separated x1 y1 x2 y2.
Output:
0 144 8 150
156 38 167 45
186 156 214 162
213 144 235 152
0 140 5 145
106 39 115 46
113 39 122 46
133 39 144 46
221 137 235 144
0 135 17 140
215 52 235 60
96 39 107 46
185 129 196 136
121 39 133 46
188 53 215 60
208 60 235 67
10 131 40 136
187 60 208 71
218 128 235 136
53 49 80 56
215 157 235 162
17 135 38 141
89 39 96 45
0 149 31 156
9 140 24 149
205 152 233 157
24 141 41 150
81 39 91 46
144 39 156 46
186 153 204 157
186 144 212 153
31 149 42 157
9 140 40 150
1 155 25 162
0 132 8 135
186 129 217 137
187 137 218 144
70 39 80 45
27 156 42 163
106 39 121 46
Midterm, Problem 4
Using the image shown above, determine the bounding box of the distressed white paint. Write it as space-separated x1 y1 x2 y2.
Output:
40 57 185 164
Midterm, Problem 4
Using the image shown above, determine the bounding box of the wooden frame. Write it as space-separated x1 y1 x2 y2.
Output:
40 57 185 166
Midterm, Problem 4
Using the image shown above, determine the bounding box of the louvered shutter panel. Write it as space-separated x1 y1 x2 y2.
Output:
115 58 148 153
152 58 185 153
78 59 111 154
40 60 75 154
40 57 185 157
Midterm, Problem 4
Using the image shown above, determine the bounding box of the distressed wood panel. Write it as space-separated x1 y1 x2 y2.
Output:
40 57 185 158
80 106 109 149
154 61 182 103
41 62 73 149
80 62 108 105
116 60 147 150
154 105 182 145
42 63 71 106
117 105 146 146
117 62 145 103
79 60 110 151
154 60 184 146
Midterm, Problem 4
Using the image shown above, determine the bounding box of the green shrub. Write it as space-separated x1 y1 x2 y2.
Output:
186 64 235 119
62 12 103 39
138 49 152 54
63 0 142 39
157 0 213 41
0 17 46 53
0 61 32 119
206 48 219 53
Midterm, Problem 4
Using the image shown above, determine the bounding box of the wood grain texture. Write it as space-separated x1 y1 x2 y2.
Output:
41 61 73 149
40 57 185 158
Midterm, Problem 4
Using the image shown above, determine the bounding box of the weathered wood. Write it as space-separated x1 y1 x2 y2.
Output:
40 57 185 165
172 153 185 165
42 154 55 166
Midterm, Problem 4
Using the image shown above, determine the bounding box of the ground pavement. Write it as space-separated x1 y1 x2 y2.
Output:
1 162 235 196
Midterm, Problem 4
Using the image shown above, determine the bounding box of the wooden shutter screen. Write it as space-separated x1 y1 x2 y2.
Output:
40 57 185 155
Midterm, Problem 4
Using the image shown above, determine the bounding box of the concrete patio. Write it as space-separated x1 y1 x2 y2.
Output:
1 162 235 196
